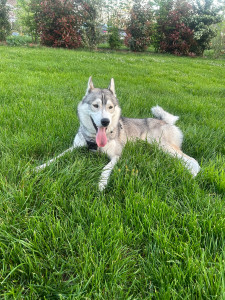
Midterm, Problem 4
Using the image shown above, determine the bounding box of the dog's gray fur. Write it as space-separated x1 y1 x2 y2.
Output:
36 77 200 190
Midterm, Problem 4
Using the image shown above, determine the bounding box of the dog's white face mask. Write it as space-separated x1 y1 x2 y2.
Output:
80 76 120 148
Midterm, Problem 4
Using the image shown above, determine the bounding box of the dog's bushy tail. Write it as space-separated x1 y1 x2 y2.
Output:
151 105 179 125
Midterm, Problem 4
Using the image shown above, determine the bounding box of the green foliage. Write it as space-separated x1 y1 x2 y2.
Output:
108 25 122 49
189 0 223 55
13 0 223 56
16 0 41 43
211 20 225 58
6 35 33 46
153 0 222 55
125 0 153 52
74 0 104 50
104 0 130 31
152 0 174 52
0 0 10 41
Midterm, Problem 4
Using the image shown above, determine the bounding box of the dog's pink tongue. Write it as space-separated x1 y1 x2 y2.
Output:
96 127 107 147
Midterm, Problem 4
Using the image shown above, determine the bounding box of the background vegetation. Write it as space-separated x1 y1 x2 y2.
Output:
1 0 224 56
0 46 224 298
0 0 11 40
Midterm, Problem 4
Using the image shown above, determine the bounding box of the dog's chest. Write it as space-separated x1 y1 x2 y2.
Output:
100 140 122 158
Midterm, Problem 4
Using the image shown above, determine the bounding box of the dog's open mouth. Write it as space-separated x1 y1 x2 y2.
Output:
91 117 107 148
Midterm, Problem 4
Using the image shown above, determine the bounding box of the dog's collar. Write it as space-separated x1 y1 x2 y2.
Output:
86 140 98 151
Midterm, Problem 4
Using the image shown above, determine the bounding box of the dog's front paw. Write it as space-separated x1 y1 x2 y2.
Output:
99 181 106 191
99 177 109 191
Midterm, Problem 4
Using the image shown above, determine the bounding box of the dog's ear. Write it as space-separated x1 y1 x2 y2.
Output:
86 76 94 95
108 78 116 97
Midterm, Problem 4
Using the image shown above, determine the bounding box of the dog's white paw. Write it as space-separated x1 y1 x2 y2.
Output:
185 158 200 177
99 181 107 191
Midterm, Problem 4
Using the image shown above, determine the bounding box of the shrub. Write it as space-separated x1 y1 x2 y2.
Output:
74 0 102 50
108 26 122 49
210 21 225 58
125 0 153 52
6 35 33 46
154 0 196 56
154 0 222 56
17 0 41 44
36 0 81 49
188 0 222 55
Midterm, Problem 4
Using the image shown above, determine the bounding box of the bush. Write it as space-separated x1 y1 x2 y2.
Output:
210 21 225 58
188 0 222 55
74 0 102 50
154 1 196 56
36 0 81 49
108 26 122 49
125 0 153 52
154 0 222 56
6 35 33 46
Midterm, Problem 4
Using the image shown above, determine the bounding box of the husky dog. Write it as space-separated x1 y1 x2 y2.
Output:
36 77 200 190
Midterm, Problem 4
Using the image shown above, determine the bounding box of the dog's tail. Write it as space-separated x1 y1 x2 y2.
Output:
151 105 179 125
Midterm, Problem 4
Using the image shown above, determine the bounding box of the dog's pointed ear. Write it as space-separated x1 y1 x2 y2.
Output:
108 78 116 97
86 76 94 95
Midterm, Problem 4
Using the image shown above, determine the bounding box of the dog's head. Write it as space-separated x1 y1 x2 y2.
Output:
78 77 121 147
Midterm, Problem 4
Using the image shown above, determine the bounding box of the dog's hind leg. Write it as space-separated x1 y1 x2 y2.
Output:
99 155 120 191
35 132 87 171
163 145 200 177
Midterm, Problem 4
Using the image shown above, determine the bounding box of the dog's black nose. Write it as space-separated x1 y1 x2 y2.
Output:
101 118 110 127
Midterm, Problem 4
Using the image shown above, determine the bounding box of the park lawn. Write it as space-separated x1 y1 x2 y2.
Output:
0 46 225 299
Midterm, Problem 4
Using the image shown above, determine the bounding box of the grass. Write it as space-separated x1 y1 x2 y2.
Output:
0 45 225 299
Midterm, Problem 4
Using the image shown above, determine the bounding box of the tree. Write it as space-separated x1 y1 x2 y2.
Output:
74 0 104 50
0 0 10 41
36 0 82 48
152 0 174 52
104 0 131 29
211 18 225 58
189 0 223 55
17 0 41 43
125 0 153 52
153 0 222 55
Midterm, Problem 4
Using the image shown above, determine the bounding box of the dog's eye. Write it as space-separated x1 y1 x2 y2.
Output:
109 106 113 110
93 104 99 108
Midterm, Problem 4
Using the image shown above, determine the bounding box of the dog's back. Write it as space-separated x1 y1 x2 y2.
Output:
119 106 183 149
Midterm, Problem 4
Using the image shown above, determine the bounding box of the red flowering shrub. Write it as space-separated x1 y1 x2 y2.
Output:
36 0 81 48
159 17 196 55
154 0 196 56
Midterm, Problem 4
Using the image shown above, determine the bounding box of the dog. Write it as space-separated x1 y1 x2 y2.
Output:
36 77 200 190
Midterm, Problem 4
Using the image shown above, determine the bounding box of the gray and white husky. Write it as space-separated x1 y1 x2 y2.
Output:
36 77 200 190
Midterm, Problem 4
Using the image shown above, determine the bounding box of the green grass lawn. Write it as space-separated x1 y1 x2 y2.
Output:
0 46 225 299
